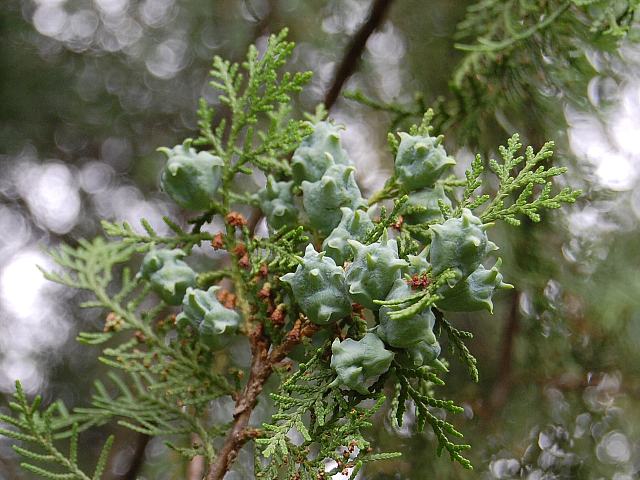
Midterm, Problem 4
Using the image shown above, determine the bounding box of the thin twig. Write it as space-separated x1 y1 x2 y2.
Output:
323 0 395 110
454 1 571 52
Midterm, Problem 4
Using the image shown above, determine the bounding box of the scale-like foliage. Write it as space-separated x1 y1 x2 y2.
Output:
0 382 113 480
346 1 639 145
257 352 400 479
2 29 584 480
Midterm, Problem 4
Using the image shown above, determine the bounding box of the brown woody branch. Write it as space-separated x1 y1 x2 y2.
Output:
207 320 318 480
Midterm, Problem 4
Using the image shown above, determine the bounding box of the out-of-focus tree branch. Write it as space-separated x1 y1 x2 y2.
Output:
323 0 395 110
488 290 520 416
120 433 150 480
105 432 150 480
245 0 277 39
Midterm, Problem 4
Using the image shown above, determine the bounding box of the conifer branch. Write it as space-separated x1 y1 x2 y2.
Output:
2 24 597 480
0 382 113 480
434 309 479 383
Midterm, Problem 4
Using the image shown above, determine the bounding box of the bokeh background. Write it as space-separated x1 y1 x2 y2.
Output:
1 0 640 478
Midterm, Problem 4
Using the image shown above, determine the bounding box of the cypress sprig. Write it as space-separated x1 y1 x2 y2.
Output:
0 381 114 480
479 135 581 225
3 25 593 480
435 309 479 383
392 366 472 469
344 1 639 142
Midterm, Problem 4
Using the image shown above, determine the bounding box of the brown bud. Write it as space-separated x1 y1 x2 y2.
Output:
225 212 247 227
270 304 286 326
392 214 404 230
258 263 269 277
232 243 247 256
238 253 250 269
104 312 124 332
211 232 225 250
258 282 272 299
408 273 431 289
217 289 237 309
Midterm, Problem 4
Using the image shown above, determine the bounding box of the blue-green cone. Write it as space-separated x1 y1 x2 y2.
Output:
301 164 367 235
377 279 438 348
429 208 498 284
396 339 442 368
403 184 451 225
377 278 441 368
255 175 297 230
291 121 351 185
280 244 351 325
345 234 408 310
329 333 394 395
139 249 197 305
322 207 374 265
159 139 224 211
406 247 431 275
176 286 240 349
394 132 455 191
436 258 513 313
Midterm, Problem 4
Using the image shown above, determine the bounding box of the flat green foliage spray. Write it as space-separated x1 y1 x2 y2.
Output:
0 28 584 480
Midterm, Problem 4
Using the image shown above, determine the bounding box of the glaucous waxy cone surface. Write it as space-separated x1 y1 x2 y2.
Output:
176 286 240 349
159 140 224 211
330 333 395 395
139 248 197 305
